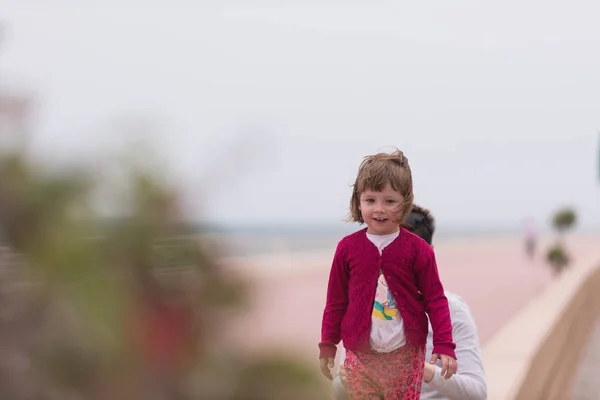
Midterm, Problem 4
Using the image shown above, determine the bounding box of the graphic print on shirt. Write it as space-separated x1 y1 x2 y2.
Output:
372 272 399 320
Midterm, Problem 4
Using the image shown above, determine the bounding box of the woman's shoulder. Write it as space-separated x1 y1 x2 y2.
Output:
445 291 467 307
445 291 474 320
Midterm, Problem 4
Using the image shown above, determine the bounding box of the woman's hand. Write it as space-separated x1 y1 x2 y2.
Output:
339 365 348 387
430 353 457 380
423 361 435 383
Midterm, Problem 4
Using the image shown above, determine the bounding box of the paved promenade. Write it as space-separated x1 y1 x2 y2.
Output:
226 234 600 366
571 315 600 400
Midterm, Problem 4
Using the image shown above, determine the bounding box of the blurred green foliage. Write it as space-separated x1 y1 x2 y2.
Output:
0 140 328 399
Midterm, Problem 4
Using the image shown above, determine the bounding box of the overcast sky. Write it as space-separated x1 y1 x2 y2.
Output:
1 1 600 230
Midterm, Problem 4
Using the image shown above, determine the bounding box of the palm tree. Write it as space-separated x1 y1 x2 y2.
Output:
552 207 577 236
546 207 578 276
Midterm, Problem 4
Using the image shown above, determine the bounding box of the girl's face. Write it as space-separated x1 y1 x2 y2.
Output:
359 183 404 235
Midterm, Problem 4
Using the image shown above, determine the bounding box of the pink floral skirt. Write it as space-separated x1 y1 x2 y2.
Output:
344 344 425 400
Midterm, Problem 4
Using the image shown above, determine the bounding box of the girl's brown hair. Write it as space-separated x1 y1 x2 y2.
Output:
348 149 414 224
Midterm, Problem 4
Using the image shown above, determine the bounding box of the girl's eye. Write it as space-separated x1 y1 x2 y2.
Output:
386 200 396 204
364 199 375 203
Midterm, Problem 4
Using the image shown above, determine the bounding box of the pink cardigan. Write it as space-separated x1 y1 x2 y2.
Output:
319 227 456 360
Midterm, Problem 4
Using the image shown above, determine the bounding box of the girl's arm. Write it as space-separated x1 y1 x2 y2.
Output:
424 299 487 400
319 240 350 359
414 241 456 359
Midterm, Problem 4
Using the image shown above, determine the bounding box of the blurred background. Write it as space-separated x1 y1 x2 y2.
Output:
1 1 599 399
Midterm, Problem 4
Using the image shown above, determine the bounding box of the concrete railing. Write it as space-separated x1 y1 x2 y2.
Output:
483 254 600 399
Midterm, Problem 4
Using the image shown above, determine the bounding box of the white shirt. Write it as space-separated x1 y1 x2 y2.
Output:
366 231 406 353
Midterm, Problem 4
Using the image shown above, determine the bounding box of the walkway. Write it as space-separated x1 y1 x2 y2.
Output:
227 234 600 364
571 315 600 400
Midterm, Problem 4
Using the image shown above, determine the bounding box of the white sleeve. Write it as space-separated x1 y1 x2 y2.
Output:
424 300 487 400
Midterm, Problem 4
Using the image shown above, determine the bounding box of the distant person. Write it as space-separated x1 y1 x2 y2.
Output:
333 205 487 400
319 150 457 399
523 218 537 260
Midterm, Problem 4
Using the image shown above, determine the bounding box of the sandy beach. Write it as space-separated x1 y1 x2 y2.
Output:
224 233 600 364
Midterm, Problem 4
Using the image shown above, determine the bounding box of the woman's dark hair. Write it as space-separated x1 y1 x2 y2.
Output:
402 204 435 245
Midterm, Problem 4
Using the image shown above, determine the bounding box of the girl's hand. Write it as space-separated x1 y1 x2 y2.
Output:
319 357 335 380
430 353 457 380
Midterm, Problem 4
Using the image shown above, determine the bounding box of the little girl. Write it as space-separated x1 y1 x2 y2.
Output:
319 150 457 399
